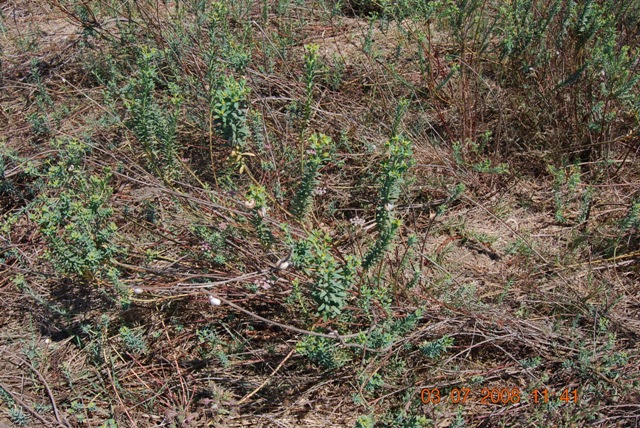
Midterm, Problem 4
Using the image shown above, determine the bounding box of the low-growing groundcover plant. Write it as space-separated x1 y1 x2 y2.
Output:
0 0 639 427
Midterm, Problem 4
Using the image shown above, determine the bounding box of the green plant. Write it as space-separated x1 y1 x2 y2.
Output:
391 98 410 138
496 0 640 158
520 356 543 369
210 75 250 147
191 221 233 266
355 414 376 428
100 419 119 428
437 183 465 216
122 46 182 181
0 386 12 405
505 238 533 257
452 133 509 174
363 135 413 269
548 163 590 224
246 184 275 247
0 8 6 35
26 58 56 139
119 326 148 355
294 230 357 319
359 309 422 350
382 410 431 428
196 325 228 361
8 406 30 426
34 139 118 281
68 399 96 424
360 372 385 393
325 53 346 91
291 133 333 220
302 43 320 132
363 15 377 55
420 335 454 359
498 0 560 68
619 199 640 235
296 335 349 369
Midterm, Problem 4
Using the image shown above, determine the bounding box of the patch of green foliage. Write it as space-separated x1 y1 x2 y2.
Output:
294 230 358 320
33 138 118 282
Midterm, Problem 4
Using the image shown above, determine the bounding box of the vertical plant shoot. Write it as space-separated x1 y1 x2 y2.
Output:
363 135 414 269
247 184 274 248
210 75 250 147
302 43 320 133
122 46 182 181
292 133 333 220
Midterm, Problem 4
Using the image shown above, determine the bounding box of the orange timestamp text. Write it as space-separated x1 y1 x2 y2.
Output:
420 387 579 405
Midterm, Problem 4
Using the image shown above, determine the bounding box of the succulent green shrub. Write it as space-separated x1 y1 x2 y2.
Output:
291 133 333 220
119 326 148 355
26 58 55 139
293 230 358 320
296 335 349 369
34 139 118 281
363 135 414 269
420 335 455 359
191 223 231 266
210 75 250 147
246 184 275 247
302 43 320 130
548 163 593 224
122 46 182 181
497 0 640 154
8 406 29 426
618 199 640 248
355 414 377 428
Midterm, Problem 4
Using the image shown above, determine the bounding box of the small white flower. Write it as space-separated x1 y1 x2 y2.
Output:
313 187 327 196
44 338 51 345
208 295 221 306
275 260 290 270
255 278 274 290
133 287 144 294
384 203 395 211
350 216 366 227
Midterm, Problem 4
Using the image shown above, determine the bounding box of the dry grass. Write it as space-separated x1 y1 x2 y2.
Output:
1 0 639 427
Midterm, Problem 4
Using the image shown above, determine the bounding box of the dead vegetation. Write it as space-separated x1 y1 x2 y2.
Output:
1 0 639 427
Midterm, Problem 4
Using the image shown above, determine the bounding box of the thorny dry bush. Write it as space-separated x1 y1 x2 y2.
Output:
1 1 639 427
